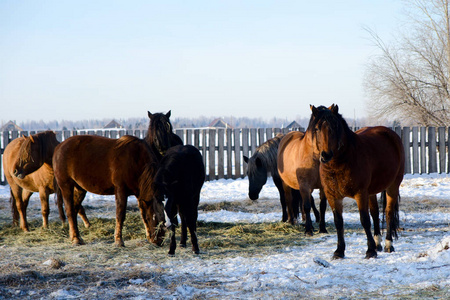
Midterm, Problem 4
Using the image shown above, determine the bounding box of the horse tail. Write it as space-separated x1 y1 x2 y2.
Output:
53 177 66 223
381 190 400 240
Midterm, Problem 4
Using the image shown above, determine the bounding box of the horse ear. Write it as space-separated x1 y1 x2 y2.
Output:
29 135 35 143
243 156 249 164
148 111 153 119
166 110 171 118
330 104 339 114
310 105 318 116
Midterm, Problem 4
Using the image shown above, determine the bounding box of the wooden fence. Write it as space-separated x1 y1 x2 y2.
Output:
0 126 449 185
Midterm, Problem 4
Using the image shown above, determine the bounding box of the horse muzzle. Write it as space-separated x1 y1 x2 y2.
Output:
320 151 333 163
13 169 25 179
248 193 259 201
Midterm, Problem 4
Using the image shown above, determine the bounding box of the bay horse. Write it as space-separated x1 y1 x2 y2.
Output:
277 131 328 234
244 133 322 225
155 145 205 255
3 131 89 232
310 104 404 259
53 135 166 246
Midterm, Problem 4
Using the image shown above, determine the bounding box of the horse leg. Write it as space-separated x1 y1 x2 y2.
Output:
291 189 301 223
310 194 320 223
179 211 188 248
330 198 345 259
273 176 287 222
12 186 30 232
9 189 19 227
74 188 90 228
38 188 51 229
356 193 377 259
282 183 296 225
384 187 400 253
186 205 200 254
165 197 177 255
114 188 128 247
61 183 84 245
299 187 314 235
369 194 382 251
318 188 328 233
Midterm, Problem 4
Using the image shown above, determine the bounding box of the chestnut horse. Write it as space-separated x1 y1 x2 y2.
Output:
277 130 328 234
3 131 89 231
244 133 322 225
53 135 166 246
310 104 404 259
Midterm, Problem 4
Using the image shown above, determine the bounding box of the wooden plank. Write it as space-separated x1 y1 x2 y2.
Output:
242 128 249 176
202 129 208 179
428 127 437 173
412 127 419 174
402 127 411 174
438 127 446 173
266 128 273 141
175 129 184 144
274 128 282 135
226 128 232 179
55 131 63 143
186 129 193 145
420 127 427 174
250 128 257 155
208 129 216 180
448 127 450 174
234 128 241 179
258 128 265 147
134 130 141 139
217 129 225 179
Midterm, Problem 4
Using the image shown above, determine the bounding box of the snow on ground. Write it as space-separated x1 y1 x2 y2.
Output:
0 173 449 298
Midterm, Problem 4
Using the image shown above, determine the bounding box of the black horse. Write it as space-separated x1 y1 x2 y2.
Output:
146 110 183 159
155 145 205 255
244 133 321 225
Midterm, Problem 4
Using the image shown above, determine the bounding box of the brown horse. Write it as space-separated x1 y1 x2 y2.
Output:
277 131 328 234
3 131 89 231
53 135 166 246
310 104 404 259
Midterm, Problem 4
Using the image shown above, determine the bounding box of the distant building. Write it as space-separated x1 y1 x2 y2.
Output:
1 120 23 131
208 118 233 129
103 120 124 129
285 121 303 130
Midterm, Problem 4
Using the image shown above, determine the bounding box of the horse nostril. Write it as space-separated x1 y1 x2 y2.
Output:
320 151 333 163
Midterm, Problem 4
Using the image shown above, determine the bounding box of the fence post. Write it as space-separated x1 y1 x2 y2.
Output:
233 128 241 179
438 127 446 174
242 128 249 176
420 127 427 174
226 128 232 179
402 127 411 174
217 129 225 179
412 127 419 174
428 127 437 173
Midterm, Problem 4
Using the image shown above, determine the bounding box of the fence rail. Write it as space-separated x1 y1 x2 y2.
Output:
1 126 449 185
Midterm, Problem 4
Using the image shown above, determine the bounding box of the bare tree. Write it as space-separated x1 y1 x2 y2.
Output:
364 0 450 126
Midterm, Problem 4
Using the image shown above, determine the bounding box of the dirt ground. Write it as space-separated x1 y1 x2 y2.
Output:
0 194 448 299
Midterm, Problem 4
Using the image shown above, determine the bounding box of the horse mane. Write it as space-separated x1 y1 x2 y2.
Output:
247 133 284 176
18 131 57 165
307 105 355 145
115 135 159 200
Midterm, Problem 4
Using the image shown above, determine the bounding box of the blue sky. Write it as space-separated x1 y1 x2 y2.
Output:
0 0 403 123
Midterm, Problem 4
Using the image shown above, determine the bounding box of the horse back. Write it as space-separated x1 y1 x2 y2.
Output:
3 138 54 192
355 126 405 193
277 131 320 190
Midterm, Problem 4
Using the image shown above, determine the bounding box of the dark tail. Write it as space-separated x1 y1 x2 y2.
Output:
382 190 400 240
53 177 66 223
10 190 19 226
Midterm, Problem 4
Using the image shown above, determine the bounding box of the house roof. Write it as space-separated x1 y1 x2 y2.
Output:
208 118 233 129
103 120 123 129
286 121 302 129
1 120 23 131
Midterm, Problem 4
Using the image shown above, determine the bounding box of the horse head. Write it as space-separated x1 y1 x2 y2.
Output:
244 155 268 200
309 104 344 163
138 166 167 246
146 110 175 156
14 131 58 178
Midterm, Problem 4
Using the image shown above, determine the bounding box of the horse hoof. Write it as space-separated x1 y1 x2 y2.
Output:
193 249 200 255
305 231 314 237
168 251 175 256
319 229 328 234
376 245 383 252
365 250 377 259
384 246 395 253
115 240 125 247
332 251 344 260
72 238 85 246
180 243 187 248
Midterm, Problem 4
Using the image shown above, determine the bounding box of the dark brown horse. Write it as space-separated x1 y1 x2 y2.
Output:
53 135 166 246
310 104 404 259
277 131 328 234
155 145 205 255
3 131 89 231
146 110 183 159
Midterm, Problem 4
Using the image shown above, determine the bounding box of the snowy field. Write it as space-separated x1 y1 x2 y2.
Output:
0 173 449 299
